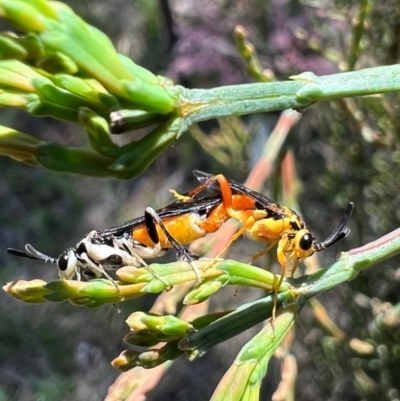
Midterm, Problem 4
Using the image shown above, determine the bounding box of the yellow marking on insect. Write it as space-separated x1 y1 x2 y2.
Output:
169 189 192 202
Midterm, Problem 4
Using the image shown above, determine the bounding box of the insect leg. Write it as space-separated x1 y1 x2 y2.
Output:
145 207 202 282
114 238 169 287
75 268 82 281
270 238 298 323
168 174 232 203
78 253 119 289
169 189 192 202
188 173 256 226
214 216 257 260
145 207 196 259
250 241 278 263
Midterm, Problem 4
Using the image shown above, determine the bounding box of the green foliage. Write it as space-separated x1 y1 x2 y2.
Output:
0 0 179 178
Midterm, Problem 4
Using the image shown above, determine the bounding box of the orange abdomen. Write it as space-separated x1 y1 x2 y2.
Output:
132 213 208 248
132 194 258 248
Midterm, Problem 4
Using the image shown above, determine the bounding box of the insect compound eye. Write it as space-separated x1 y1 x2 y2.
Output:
58 252 69 271
299 233 313 251
58 249 78 278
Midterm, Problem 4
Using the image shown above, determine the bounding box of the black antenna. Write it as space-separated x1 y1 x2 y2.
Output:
7 244 58 264
314 203 354 251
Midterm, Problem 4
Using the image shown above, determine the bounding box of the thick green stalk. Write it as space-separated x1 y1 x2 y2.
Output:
177 65 400 135
181 292 295 359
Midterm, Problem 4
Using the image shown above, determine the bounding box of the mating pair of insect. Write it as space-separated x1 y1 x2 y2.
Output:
8 171 354 291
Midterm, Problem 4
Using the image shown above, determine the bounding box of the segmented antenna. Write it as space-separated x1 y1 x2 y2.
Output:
314 202 354 251
7 244 58 264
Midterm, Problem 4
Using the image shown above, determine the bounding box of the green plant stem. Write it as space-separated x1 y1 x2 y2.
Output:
181 291 295 359
177 65 400 135
297 227 400 300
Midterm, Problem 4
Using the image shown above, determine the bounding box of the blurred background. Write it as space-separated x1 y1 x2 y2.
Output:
1 0 400 400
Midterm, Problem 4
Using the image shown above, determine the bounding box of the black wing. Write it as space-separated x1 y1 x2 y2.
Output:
99 195 222 236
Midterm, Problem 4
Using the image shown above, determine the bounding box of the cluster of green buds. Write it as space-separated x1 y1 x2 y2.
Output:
4 259 295 366
4 259 287 307
0 0 181 178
